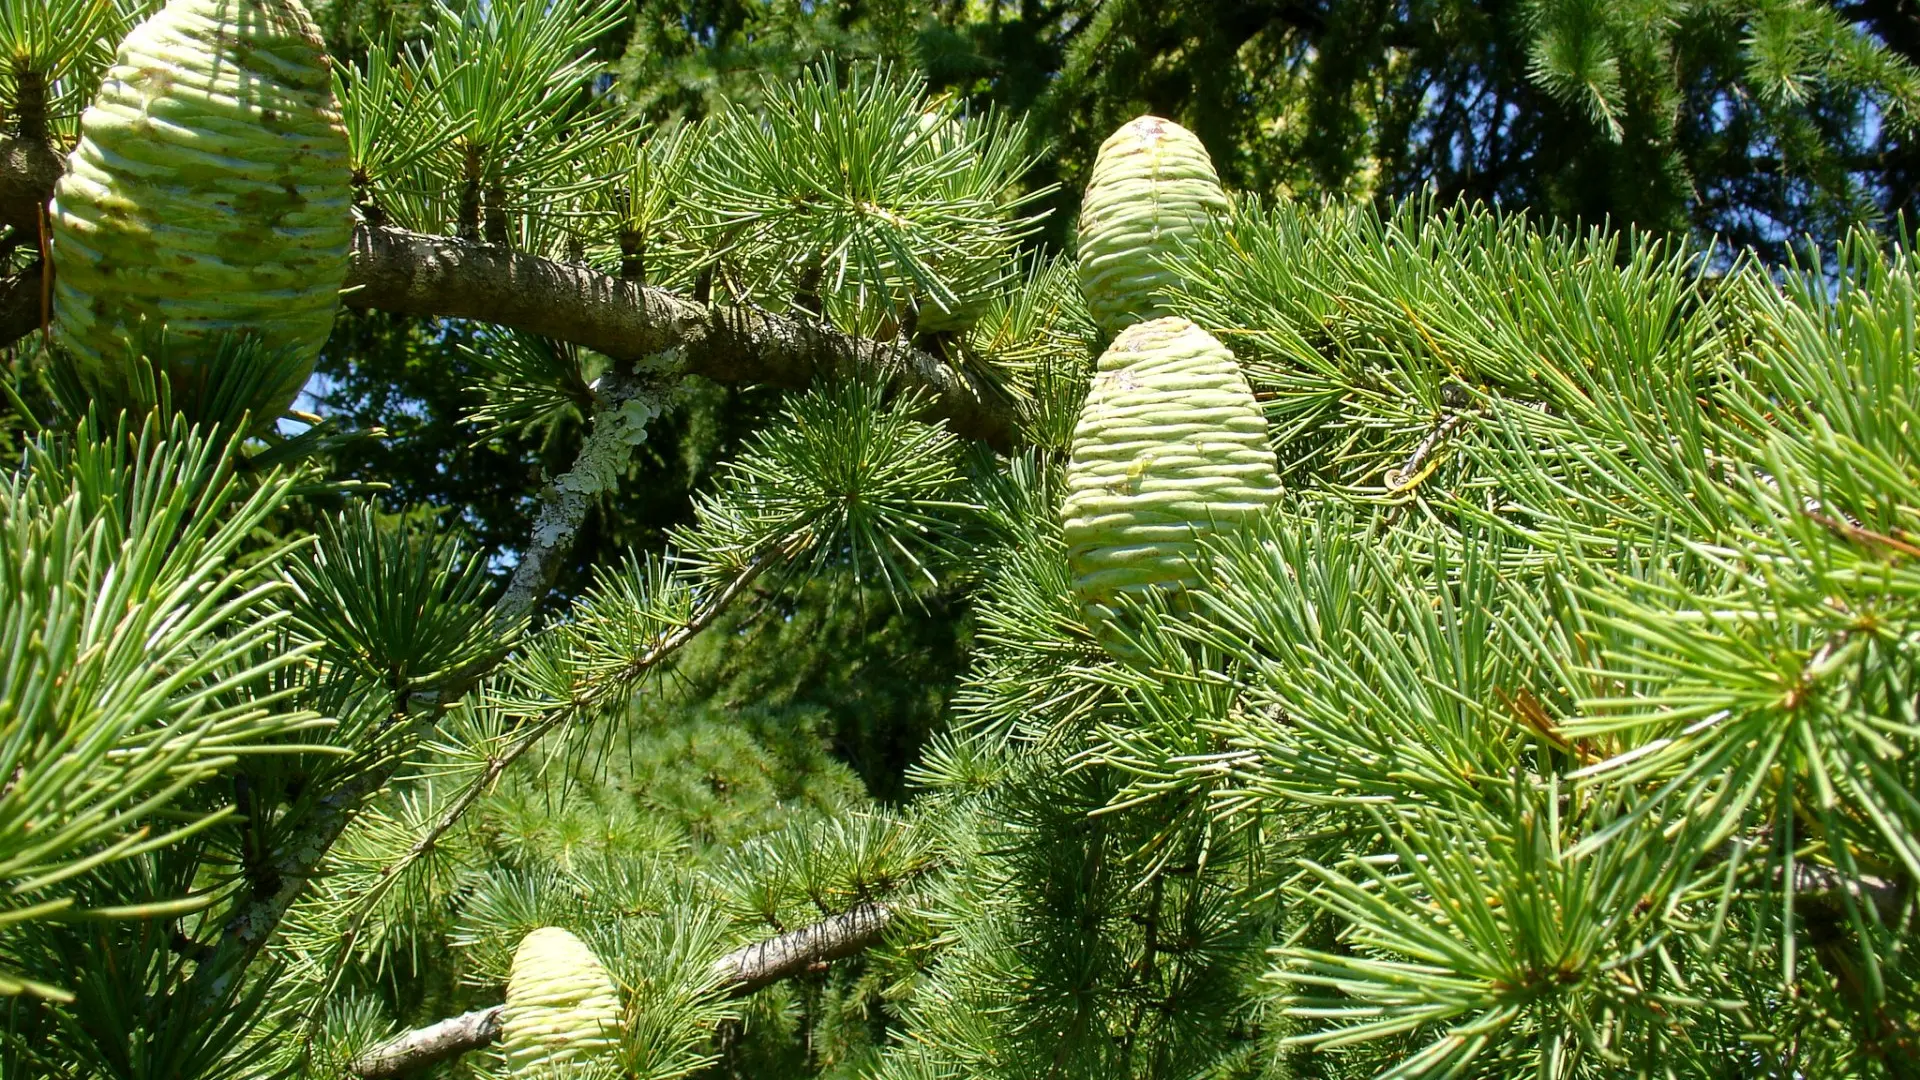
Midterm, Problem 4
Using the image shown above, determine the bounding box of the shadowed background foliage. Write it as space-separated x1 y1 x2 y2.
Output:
285 0 1920 806
3 1 1917 1075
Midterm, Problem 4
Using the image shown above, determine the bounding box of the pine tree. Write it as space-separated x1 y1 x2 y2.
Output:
923 0 1920 254
1 1 1916 1079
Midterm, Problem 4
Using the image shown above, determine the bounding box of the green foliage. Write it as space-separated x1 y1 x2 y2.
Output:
660 572 972 802
675 380 974 597
374 0 627 246
0 414 322 999
10 4 1920 1079
242 376 971 1076
963 254 1100 453
615 0 919 121
288 505 505 691
686 64 1047 336
3 855 291 1080
574 121 703 287
895 0 1920 251
0 0 133 138
282 702 911 1080
869 202 1920 1078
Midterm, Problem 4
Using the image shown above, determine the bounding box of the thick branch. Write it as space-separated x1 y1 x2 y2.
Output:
0 147 953 1056
718 901 894 995
0 71 61 235
6 139 1016 448
350 1006 503 1080
345 227 1018 449
346 902 893 1078
0 140 1019 447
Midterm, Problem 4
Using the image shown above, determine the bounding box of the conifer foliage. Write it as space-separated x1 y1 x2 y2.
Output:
0 0 1917 1078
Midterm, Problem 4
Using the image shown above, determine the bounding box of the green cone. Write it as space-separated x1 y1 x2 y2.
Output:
47 0 353 423
502 927 623 1076
1061 317 1281 647
1076 116 1229 336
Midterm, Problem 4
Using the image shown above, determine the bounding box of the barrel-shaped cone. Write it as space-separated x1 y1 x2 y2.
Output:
1061 317 1281 650
502 926 623 1075
48 0 353 423
1076 116 1228 336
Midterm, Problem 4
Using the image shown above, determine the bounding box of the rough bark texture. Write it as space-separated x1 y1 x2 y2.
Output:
344 227 1019 448
0 146 1021 448
346 902 894 1078
0 136 58 238
718 901 894 995
0 149 944 1080
1793 861 1906 922
351 1006 504 1080
494 362 677 625
0 68 59 236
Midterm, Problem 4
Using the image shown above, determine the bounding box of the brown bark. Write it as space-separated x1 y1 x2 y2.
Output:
0 148 962 1080
718 901 894 996
0 136 58 238
0 67 60 236
0 129 1020 448
342 227 1017 449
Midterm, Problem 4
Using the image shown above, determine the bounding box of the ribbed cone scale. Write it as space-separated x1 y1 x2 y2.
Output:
48 0 352 421
1061 317 1281 648
502 927 623 1075
1076 116 1228 336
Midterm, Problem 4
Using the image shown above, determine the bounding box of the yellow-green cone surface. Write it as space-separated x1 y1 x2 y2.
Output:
502 927 622 1075
1061 317 1281 643
48 0 352 420
1076 116 1228 336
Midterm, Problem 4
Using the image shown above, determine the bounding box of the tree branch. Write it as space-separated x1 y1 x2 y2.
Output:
183 708 449 1008
719 901 894 996
0 165 1020 448
0 154 958 1058
1383 409 1471 493
1697 825 1910 923
342 227 1018 449
1791 861 1907 924
187 356 681 1012
346 902 894 1078
0 98 61 235
495 362 676 626
299 553 776 1048
349 1005 504 1080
